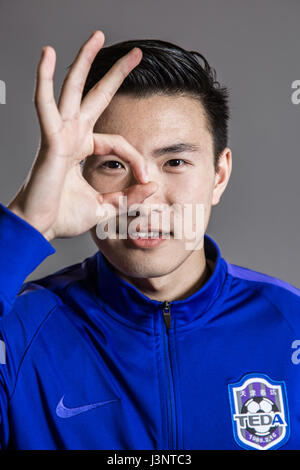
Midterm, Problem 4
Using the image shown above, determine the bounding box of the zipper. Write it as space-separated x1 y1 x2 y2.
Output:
163 300 172 330
161 300 177 449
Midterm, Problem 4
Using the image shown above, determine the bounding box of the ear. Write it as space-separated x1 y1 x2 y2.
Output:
211 147 232 206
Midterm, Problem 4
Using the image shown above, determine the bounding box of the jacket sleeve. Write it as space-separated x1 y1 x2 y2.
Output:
0 203 56 448
0 203 56 316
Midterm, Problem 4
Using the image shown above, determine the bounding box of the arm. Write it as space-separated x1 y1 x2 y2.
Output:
0 204 55 317
0 204 56 448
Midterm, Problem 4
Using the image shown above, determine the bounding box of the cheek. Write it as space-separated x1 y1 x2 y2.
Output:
168 171 214 236
84 170 126 193
169 172 213 205
82 166 97 189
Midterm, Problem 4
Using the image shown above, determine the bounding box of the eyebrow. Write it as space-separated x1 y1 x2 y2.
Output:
151 142 200 157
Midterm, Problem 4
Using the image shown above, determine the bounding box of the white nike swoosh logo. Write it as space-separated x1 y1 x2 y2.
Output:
56 395 119 418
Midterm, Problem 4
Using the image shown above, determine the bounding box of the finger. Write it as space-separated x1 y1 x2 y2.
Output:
99 181 158 214
34 46 62 137
92 133 149 184
80 47 142 128
58 30 105 119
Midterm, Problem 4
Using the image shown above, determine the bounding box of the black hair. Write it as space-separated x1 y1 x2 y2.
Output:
82 38 230 170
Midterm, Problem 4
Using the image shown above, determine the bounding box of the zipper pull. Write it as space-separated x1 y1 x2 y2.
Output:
162 300 171 330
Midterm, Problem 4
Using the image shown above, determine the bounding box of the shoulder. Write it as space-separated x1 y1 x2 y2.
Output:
18 249 99 302
224 259 300 332
225 259 300 299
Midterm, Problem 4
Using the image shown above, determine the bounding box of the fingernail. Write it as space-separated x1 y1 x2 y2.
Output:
90 30 99 38
131 47 141 57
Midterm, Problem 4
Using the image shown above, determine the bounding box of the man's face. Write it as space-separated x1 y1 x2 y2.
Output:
83 93 229 279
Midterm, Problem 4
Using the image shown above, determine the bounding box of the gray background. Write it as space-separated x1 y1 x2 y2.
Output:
0 0 299 286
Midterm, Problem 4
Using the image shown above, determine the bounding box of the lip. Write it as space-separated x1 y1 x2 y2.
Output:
115 223 172 248
126 234 169 249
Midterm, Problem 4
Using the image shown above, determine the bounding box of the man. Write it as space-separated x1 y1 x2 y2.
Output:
0 30 299 450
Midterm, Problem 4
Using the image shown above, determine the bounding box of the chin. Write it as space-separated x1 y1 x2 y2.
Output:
99 243 184 279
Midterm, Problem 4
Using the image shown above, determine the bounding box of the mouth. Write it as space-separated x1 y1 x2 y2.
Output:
116 224 172 239
115 225 172 249
129 231 171 239
124 232 170 249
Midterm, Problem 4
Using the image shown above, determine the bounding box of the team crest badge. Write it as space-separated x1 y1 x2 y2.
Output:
228 373 290 450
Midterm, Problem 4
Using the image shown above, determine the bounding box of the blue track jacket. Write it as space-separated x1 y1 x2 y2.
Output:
0 203 300 450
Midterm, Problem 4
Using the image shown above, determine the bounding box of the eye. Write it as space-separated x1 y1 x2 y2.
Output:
99 160 125 170
97 158 189 171
165 159 187 167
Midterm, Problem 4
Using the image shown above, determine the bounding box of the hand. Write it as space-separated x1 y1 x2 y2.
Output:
7 30 157 241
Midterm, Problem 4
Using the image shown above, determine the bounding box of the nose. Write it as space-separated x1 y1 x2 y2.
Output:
143 172 167 208
129 158 168 214
133 182 169 232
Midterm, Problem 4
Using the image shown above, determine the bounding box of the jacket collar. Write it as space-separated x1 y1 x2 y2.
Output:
96 233 228 331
